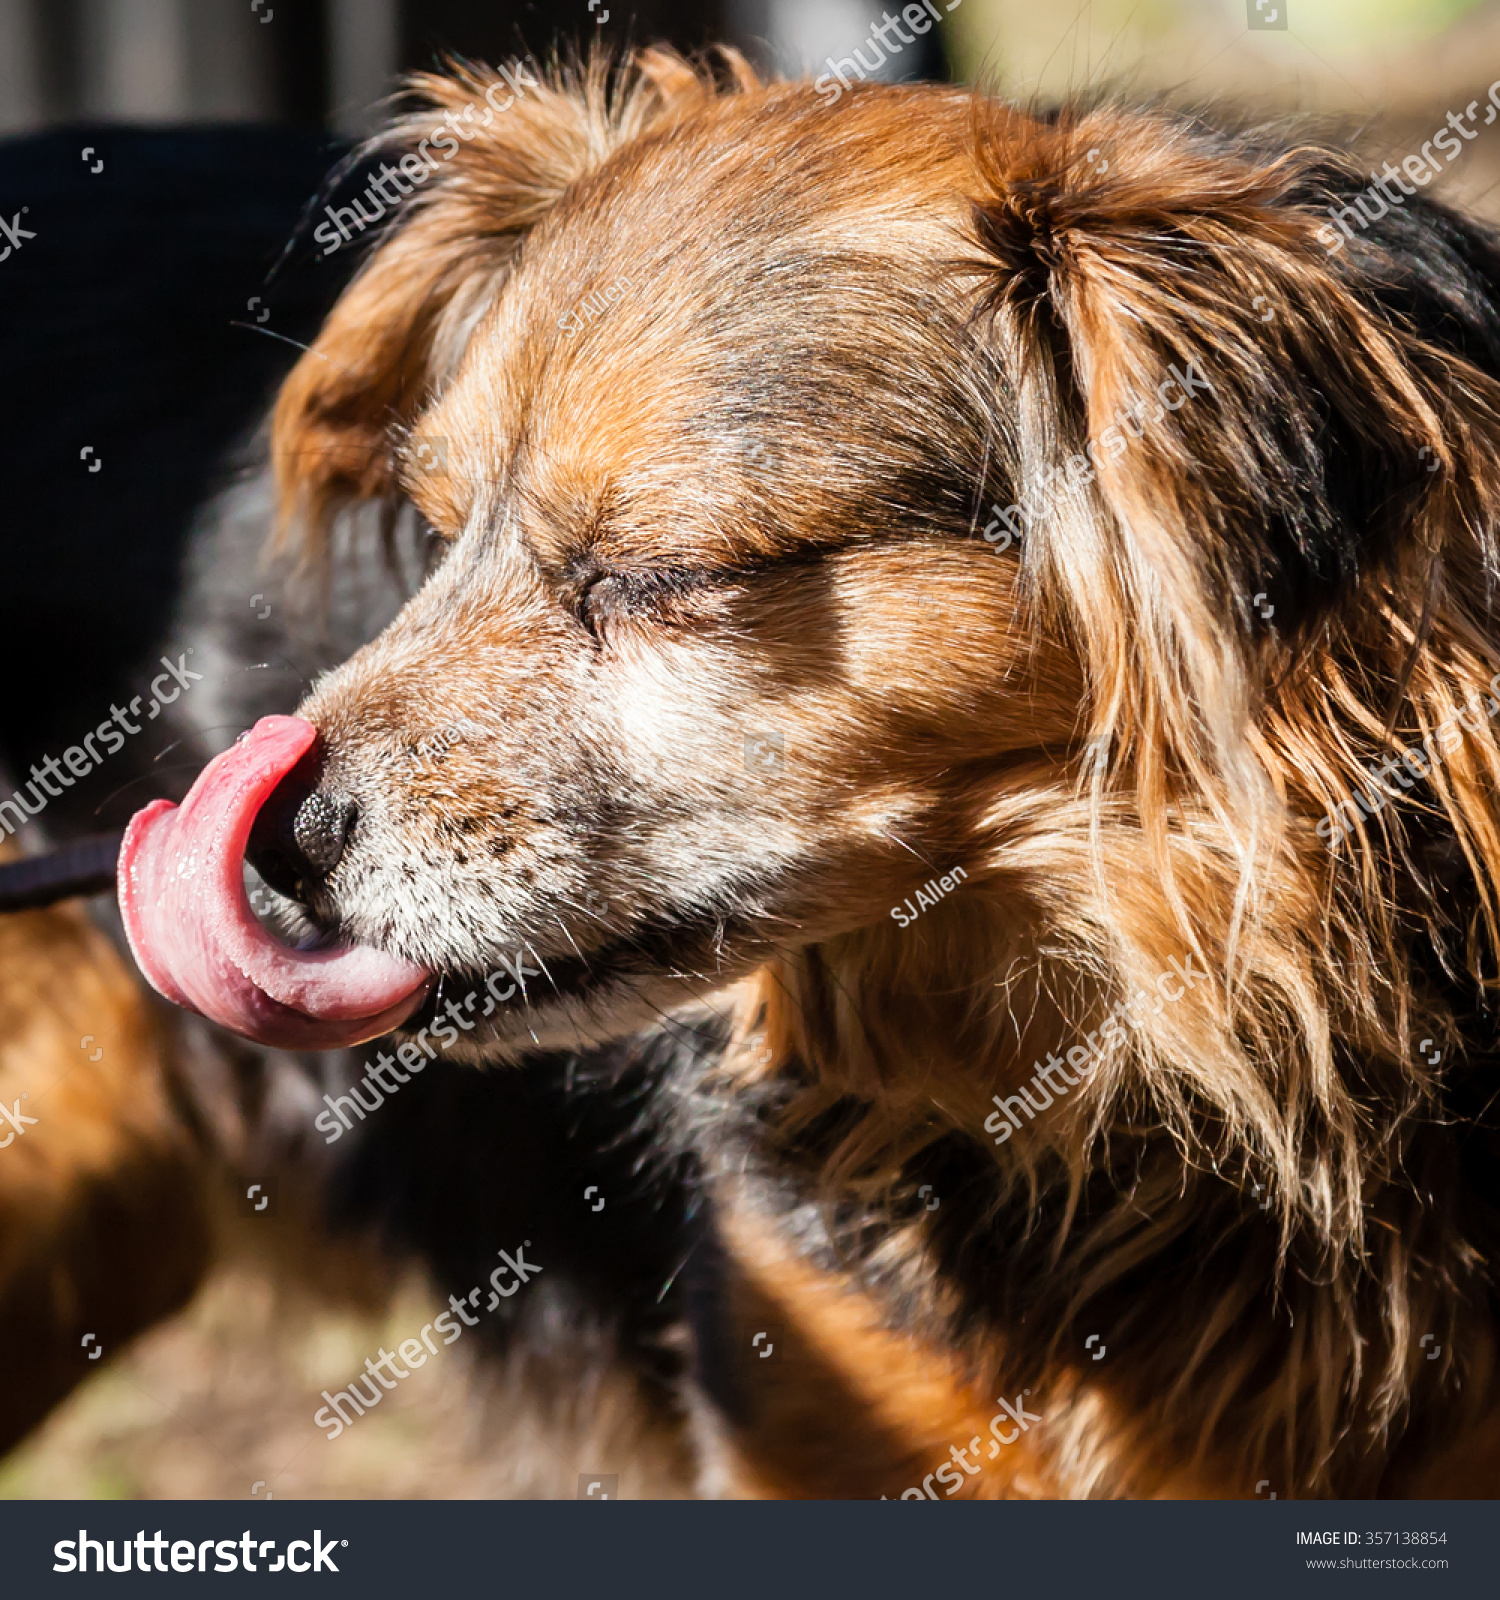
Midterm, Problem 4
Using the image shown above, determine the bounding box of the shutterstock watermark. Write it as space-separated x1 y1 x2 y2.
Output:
313 62 539 255
885 1391 1043 1498
0 1093 38 1149
0 207 36 262
313 1243 543 1440
984 954 1203 1143
313 951 542 1143
1317 81 1500 254
0 652 203 838
1318 672 1500 845
53 1529 343 1574
815 4 964 107
980 361 1214 554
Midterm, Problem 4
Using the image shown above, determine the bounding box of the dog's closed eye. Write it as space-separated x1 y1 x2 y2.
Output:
562 561 721 641
570 569 613 640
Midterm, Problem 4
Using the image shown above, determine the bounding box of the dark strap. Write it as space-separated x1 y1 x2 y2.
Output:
0 833 123 913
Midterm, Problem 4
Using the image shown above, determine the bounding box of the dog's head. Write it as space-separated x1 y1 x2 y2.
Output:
245 53 1078 1060
126 51 1500 1168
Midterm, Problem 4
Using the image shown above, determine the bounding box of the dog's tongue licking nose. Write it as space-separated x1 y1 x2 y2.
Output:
119 715 430 1050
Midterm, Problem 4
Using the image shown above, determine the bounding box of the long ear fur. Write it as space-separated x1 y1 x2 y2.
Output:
966 106 1500 967
960 107 1500 1169
270 47 759 551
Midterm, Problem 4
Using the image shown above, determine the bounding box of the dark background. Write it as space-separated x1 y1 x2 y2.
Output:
0 0 947 833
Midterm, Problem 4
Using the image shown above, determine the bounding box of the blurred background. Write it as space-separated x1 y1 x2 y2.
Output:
2 0 1499 1499
2 0 1499 137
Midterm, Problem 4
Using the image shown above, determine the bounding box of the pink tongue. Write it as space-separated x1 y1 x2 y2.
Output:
118 715 430 1050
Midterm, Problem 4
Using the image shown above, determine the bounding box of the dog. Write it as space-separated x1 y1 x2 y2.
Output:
12 46 1500 1498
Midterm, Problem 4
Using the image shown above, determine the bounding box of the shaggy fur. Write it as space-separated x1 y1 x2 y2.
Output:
264 50 1500 1497
7 49 1500 1499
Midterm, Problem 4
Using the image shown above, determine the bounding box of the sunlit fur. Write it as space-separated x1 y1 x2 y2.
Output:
0 843 209 1452
271 52 1500 1496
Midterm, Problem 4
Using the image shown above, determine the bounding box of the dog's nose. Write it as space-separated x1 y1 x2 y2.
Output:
291 789 358 871
246 756 357 905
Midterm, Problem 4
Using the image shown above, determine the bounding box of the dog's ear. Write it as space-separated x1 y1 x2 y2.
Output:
964 107 1500 892
271 49 752 549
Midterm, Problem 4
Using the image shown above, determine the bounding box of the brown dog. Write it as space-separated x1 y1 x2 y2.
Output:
32 48 1500 1497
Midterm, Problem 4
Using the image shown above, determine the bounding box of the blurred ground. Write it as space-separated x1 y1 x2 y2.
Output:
0 1269 518 1500
0 1260 693 1500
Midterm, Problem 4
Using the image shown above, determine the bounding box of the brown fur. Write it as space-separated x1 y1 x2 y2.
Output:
257 52 1500 1496
0 844 210 1450
713 1205 1061 1499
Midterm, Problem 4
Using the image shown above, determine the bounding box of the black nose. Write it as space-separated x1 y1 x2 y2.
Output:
246 752 357 906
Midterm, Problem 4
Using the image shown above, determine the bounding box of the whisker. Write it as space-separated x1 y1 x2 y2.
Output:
551 914 588 967
525 940 560 1001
